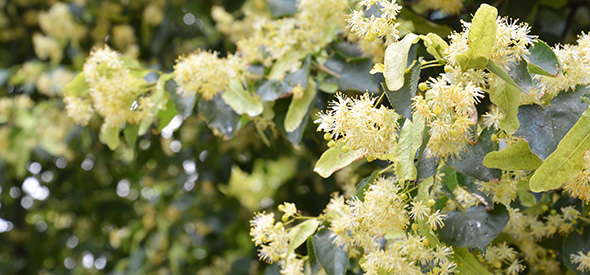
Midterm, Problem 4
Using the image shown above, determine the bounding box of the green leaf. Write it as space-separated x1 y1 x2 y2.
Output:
165 79 196 117
507 59 533 93
289 220 320 252
323 56 379 93
221 79 263 117
420 33 449 61
487 64 521 134
285 78 317 132
384 33 418 91
312 228 348 275
198 94 240 139
483 140 542 171
99 123 121 150
529 107 590 192
563 226 590 275
157 97 178 132
527 40 560 77
123 124 139 147
396 118 425 181
385 58 422 119
314 140 363 178
417 177 441 247
64 72 89 97
256 80 292 101
455 4 498 71
269 51 307 80
268 0 297 18
355 170 380 201
517 176 536 207
438 204 509 252
515 86 589 160
398 9 453 38
449 128 502 182
452 247 493 275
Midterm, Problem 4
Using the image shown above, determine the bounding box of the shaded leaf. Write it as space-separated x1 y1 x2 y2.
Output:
398 9 453 38
384 33 418 91
449 128 502 182
256 80 292 101
385 58 422 119
452 247 494 275
268 0 297 18
165 79 196 117
222 79 263 117
438 204 509 251
312 228 348 275
507 59 533 93
323 56 379 93
417 177 441 247
529 107 590 192
455 4 498 70
314 140 363 178
527 40 560 77
517 87 590 158
517 176 536 207
285 78 317 132
396 118 425 181
487 61 521 134
483 140 542 171
198 94 239 139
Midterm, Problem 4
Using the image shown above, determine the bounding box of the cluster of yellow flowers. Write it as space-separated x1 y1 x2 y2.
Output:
504 206 580 273
173 50 244 100
64 46 153 127
315 93 401 161
532 33 590 100
347 0 403 44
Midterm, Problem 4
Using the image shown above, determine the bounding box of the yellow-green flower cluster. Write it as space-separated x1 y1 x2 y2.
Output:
483 242 525 275
315 93 401 161
64 45 152 127
347 0 402 44
250 203 309 275
503 206 580 273
572 250 590 273
324 176 454 275
173 50 244 100
214 0 347 67
532 33 590 100
412 75 483 158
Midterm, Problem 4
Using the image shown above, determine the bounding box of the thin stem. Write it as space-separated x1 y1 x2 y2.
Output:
421 64 444 69
374 91 387 107
378 163 396 175
315 62 341 78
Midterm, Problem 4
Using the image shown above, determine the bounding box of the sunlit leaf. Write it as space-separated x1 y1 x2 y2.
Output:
285 78 316 132
455 4 498 70
384 33 418 91
289 220 320 252
222 79 263 117
483 140 542 171
396 117 425 181
314 140 363 178
99 123 121 150
529 107 590 192
452 247 493 275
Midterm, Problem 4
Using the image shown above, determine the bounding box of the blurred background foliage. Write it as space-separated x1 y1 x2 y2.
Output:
0 0 589 274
